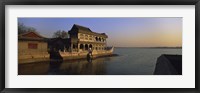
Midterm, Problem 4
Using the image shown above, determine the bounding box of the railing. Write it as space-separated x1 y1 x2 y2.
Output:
79 39 106 43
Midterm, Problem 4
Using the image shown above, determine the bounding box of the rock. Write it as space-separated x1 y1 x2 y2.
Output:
154 54 182 75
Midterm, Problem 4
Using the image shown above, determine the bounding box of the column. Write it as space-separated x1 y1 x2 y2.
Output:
83 44 85 51
78 43 80 52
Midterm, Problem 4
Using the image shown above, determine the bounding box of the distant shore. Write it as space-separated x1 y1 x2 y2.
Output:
115 47 182 49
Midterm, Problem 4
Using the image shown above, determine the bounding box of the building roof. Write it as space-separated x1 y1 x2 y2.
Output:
18 31 48 41
73 24 92 32
69 24 108 38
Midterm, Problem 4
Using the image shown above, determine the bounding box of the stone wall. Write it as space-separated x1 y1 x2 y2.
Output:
18 41 49 64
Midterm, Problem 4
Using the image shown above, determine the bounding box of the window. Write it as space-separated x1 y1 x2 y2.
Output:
80 37 84 39
28 43 38 49
80 34 84 36
95 37 98 41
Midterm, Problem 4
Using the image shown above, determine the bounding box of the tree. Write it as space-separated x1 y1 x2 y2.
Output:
53 30 69 38
18 22 37 35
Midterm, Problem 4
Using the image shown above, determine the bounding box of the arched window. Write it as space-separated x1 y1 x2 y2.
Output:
95 37 98 41
85 44 88 50
80 44 84 49
99 37 101 41
89 44 92 49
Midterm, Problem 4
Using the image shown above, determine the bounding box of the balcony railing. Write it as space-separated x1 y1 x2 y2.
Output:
79 39 106 43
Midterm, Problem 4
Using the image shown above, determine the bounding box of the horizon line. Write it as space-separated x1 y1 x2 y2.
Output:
111 46 182 48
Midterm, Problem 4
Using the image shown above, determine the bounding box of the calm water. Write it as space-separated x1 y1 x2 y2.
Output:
18 48 182 75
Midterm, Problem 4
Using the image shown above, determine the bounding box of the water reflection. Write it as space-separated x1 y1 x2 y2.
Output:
48 60 62 75
18 48 182 75
18 57 111 75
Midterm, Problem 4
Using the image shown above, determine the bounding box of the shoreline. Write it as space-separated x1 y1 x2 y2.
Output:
18 53 119 64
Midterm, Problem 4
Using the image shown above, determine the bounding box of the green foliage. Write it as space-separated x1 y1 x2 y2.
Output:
53 30 69 38
18 22 37 35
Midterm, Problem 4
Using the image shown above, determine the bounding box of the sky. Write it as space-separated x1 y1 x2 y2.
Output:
18 18 182 47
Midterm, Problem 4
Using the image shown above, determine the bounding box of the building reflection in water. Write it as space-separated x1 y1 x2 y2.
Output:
48 60 63 75
18 57 112 75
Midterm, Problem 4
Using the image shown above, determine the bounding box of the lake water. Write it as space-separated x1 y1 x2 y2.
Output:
18 48 182 75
